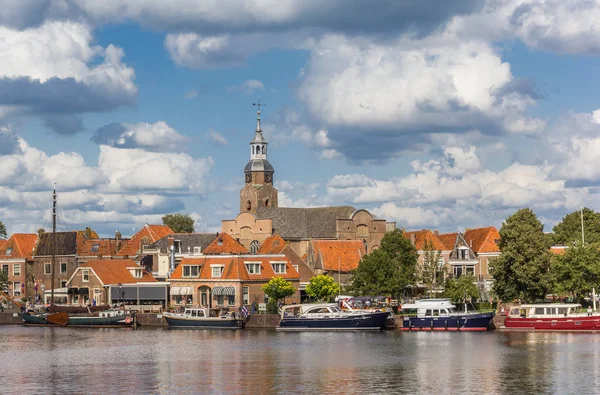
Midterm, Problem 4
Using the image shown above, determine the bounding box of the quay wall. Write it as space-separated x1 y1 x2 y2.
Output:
0 312 24 325
244 314 280 328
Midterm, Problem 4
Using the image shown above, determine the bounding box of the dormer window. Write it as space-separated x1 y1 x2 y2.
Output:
134 269 143 278
245 263 261 274
211 265 224 278
5 247 12 256
91 244 99 253
271 262 287 274
174 240 182 254
183 265 200 277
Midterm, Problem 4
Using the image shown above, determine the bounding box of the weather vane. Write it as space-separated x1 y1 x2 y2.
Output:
253 98 266 112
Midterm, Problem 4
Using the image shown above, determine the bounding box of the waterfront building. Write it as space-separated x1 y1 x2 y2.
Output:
0 233 37 301
305 240 366 288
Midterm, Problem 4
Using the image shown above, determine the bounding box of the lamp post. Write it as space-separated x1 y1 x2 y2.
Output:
118 282 124 308
41 283 45 305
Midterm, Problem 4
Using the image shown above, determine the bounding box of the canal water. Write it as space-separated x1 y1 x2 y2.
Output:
1 327 599 394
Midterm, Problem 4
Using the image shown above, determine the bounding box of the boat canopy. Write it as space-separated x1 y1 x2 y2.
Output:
518 303 581 308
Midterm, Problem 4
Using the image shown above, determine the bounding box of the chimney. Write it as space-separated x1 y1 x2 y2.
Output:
470 240 472 248
434 230 439 236
410 233 416 245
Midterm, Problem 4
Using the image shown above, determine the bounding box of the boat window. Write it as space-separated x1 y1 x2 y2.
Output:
330 306 341 313
198 310 205 318
433 310 440 317
425 309 432 317
509 308 520 316
306 308 330 314
401 308 417 315
535 308 545 315
191 310 197 317
558 308 567 315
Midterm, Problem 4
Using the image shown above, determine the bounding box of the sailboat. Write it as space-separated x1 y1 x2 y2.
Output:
21 187 136 328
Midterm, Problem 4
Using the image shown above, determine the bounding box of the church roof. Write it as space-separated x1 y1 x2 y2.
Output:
244 159 274 173
252 131 267 143
255 206 356 239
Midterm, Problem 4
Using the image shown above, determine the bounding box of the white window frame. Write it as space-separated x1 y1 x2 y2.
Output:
292 265 299 273
60 280 67 288
60 262 67 274
82 269 89 282
245 262 261 275
211 265 224 278
134 269 143 278
13 264 21 276
271 261 287 274
13 282 21 296
44 263 51 275
243 286 249 305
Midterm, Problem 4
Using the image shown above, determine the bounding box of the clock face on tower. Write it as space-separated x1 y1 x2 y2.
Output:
245 173 252 183
265 173 272 183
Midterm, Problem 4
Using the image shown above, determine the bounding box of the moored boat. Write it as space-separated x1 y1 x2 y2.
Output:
501 303 600 331
276 303 390 331
163 307 244 329
22 309 136 328
400 299 494 331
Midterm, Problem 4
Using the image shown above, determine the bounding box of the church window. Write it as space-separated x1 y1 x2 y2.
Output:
246 200 252 211
252 146 255 155
357 224 368 237
263 145 266 154
241 227 252 240
265 199 270 207
250 240 260 254
256 146 261 155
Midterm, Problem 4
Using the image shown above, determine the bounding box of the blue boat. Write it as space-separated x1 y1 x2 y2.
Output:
277 303 390 331
401 299 494 331
163 307 244 329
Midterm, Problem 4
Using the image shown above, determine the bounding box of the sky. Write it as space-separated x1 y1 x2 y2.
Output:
1 0 600 238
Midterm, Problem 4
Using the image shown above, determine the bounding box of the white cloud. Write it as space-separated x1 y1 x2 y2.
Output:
184 89 198 99
92 121 188 151
207 129 228 146
227 79 264 95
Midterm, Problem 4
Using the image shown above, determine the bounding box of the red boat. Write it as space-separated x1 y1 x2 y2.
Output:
502 303 600 331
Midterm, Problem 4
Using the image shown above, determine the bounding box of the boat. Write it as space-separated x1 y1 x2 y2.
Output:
501 303 600 332
22 309 136 328
276 303 390 331
400 299 494 331
163 307 244 329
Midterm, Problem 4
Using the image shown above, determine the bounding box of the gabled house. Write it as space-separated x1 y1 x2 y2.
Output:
77 233 130 264
306 240 366 287
117 224 173 258
142 233 218 280
403 229 453 273
66 259 159 306
202 233 249 255
169 254 300 308
446 233 479 277
0 233 37 301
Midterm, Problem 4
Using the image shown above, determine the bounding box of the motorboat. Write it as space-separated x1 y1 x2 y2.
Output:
400 299 494 331
22 309 136 328
276 303 390 331
501 303 600 331
163 307 244 329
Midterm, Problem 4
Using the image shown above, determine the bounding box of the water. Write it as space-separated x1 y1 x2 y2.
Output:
1 327 599 394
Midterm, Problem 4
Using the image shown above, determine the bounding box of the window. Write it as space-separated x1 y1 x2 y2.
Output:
357 224 368 237
243 286 249 305
44 263 51 275
227 295 235 305
460 249 467 260
250 240 260 254
240 227 252 240
183 266 200 277
246 201 252 211
82 270 89 282
453 266 463 277
362 239 368 252
174 295 183 305
5 247 12 256
437 257 445 267
465 266 475 276
91 244 99 253
174 240 182 254
245 263 261 274
212 266 224 278
13 282 21 296
271 262 286 274
425 309 432 317
60 281 67 288
60 263 67 274
1 264 8 276
134 269 143 278
13 264 20 276
216 295 225 305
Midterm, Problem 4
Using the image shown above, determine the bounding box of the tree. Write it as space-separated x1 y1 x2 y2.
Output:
0 221 6 239
0 270 8 292
552 208 600 245
162 213 195 233
349 229 418 300
443 275 480 303
491 208 553 303
262 277 296 303
552 241 600 301
419 239 444 297
306 275 340 302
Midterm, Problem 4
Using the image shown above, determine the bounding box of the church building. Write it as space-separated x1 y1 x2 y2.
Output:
222 107 395 260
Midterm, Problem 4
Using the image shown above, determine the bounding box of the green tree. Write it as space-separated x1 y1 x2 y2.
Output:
491 208 553 303
349 229 418 300
419 239 444 297
0 270 8 292
552 208 600 245
552 241 600 301
162 213 195 233
262 277 296 303
0 221 7 239
443 275 480 303
306 274 340 302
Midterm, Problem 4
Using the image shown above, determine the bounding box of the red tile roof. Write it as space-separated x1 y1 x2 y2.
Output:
0 234 38 260
203 233 248 255
118 225 173 256
0 240 6 249
258 235 287 254
550 246 568 255
80 259 156 285
170 255 299 281
311 240 365 273
436 232 458 251
404 230 447 251
464 227 500 253
78 239 129 256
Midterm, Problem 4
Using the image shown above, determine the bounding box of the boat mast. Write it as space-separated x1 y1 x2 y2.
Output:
51 186 56 306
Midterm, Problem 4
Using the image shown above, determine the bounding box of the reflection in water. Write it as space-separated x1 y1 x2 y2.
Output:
1 327 600 394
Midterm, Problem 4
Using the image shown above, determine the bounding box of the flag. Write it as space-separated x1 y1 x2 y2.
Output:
241 305 249 318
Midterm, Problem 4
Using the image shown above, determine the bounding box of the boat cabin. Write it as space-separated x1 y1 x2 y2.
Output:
180 307 237 319
280 303 343 319
401 299 457 317
508 304 583 318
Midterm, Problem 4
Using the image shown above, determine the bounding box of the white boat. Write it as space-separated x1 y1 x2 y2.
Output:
163 307 244 329
400 299 494 331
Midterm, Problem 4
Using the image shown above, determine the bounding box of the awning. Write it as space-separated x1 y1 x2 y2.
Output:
78 288 89 295
171 286 193 296
213 286 235 296
68 288 78 295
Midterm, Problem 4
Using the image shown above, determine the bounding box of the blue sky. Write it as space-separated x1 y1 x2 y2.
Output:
1 0 600 237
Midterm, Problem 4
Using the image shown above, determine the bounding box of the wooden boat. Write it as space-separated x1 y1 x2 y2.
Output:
276 303 390 331
400 299 494 331
501 303 600 331
22 309 136 328
163 307 244 329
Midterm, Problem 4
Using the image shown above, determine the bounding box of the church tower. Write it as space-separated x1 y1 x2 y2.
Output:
240 105 278 213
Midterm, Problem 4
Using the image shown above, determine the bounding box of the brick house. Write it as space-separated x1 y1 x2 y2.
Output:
0 234 37 301
77 233 129 264
117 224 173 258
306 240 366 288
169 254 300 309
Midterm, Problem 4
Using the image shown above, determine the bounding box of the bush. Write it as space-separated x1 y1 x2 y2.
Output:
266 299 279 314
